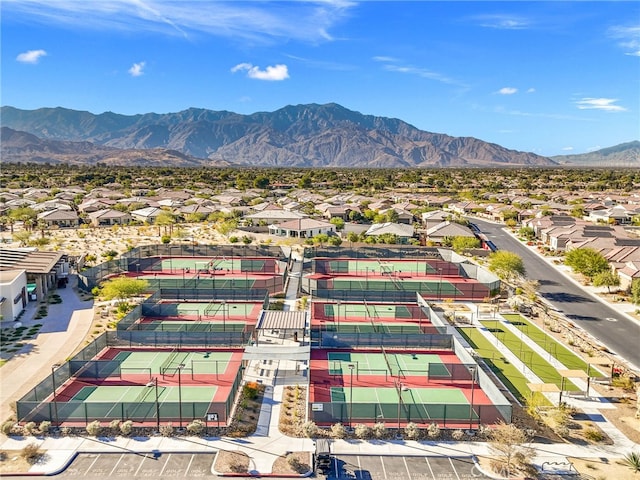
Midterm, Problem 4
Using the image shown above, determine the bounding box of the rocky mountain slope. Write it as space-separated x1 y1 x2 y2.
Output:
552 141 640 167
1 103 556 167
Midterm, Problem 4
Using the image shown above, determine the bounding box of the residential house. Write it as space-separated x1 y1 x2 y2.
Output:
36 209 80 228
87 209 132 227
423 221 476 245
130 207 163 223
78 198 115 214
244 209 307 226
268 218 336 239
365 222 415 244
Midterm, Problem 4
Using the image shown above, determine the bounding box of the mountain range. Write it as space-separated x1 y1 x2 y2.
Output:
0 103 635 168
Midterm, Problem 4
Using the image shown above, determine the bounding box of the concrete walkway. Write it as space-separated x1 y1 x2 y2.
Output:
0 275 95 423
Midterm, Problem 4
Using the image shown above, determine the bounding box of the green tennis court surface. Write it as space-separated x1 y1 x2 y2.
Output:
329 386 476 421
321 322 423 334
74 384 217 403
328 260 437 274
328 352 447 377
331 279 462 295
324 304 415 319
135 321 246 332
160 258 268 271
114 350 234 376
145 302 257 318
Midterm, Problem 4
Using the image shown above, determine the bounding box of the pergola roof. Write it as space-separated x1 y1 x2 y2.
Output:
258 311 306 330
0 249 64 275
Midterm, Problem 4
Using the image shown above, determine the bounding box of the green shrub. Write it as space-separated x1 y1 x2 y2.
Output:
119 420 133 436
404 422 420 440
38 421 51 435
24 422 37 435
160 423 175 437
1 420 15 436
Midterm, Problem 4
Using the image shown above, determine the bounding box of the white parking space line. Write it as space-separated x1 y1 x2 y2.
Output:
402 457 412 478
424 457 436 479
185 454 195 476
134 455 148 476
108 454 125 476
448 457 461 480
159 453 172 476
84 454 101 475
379 456 387 479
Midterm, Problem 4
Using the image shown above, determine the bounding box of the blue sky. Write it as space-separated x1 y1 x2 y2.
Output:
2 1 638 157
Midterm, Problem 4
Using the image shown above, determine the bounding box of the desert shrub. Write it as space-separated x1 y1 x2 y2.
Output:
302 421 318 438
451 429 465 441
120 420 133 436
186 419 205 435
61 426 72 437
243 382 259 400
584 426 605 442
21 442 42 464
476 424 490 439
404 422 420 440
86 420 102 436
287 454 306 473
24 422 37 435
427 422 441 439
330 423 346 439
38 421 51 435
354 423 371 439
109 419 121 435
612 375 635 390
1 420 15 436
160 423 175 437
372 422 387 439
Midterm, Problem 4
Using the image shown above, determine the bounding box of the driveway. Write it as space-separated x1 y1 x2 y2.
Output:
471 218 640 369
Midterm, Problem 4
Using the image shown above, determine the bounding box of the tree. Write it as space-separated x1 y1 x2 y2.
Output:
564 248 610 281
100 276 148 305
328 236 342 246
451 236 480 252
489 422 534 477
155 211 176 236
253 175 270 189
488 251 526 283
330 217 345 231
347 232 360 246
592 270 620 293
631 278 640 305
312 233 329 247
518 226 535 241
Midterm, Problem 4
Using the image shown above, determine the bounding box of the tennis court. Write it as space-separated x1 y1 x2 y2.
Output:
329 386 478 422
152 301 260 319
157 257 275 273
96 349 239 378
321 259 458 275
330 278 464 296
319 322 425 334
132 320 248 333
327 351 451 378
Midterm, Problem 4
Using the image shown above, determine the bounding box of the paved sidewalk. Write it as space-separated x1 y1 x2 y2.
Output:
0 275 95 423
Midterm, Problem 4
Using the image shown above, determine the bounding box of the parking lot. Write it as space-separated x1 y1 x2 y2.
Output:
326 455 493 480
55 452 218 479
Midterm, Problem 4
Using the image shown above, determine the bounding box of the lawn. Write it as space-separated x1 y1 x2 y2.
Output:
456 327 545 404
481 320 579 392
501 314 605 377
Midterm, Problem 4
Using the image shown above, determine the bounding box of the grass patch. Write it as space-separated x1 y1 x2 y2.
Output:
502 314 605 377
457 327 546 404
481 320 579 391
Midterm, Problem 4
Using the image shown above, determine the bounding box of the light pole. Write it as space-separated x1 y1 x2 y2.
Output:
348 363 355 429
51 364 61 428
336 300 341 332
397 382 403 432
469 366 477 430
177 363 185 429
437 268 443 300
147 378 160 433
222 300 226 332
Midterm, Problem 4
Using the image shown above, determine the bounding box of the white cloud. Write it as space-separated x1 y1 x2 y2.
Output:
231 63 289 81
472 14 530 30
526 88 535 94
608 25 640 56
561 146 574 151
1 1 355 44
373 56 467 88
575 98 627 112
16 49 47 64
497 87 518 95
128 61 146 77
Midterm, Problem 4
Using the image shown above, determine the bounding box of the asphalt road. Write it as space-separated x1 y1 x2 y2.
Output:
471 218 640 370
